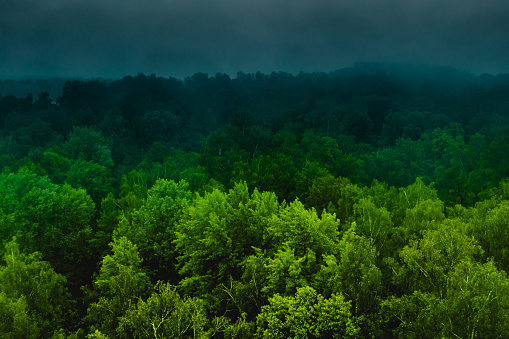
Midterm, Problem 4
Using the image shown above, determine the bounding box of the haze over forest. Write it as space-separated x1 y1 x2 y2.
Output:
2 0 509 79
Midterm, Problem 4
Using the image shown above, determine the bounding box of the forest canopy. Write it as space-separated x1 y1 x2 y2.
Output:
2 63 509 338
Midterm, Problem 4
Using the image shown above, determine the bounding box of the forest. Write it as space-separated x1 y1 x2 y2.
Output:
2 63 509 338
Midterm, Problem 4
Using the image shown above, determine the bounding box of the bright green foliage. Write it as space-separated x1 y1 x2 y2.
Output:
86 330 110 339
0 238 70 338
267 199 340 258
175 182 279 297
115 179 191 281
363 179 399 212
257 200 341 296
117 282 209 339
389 220 482 295
352 197 393 254
0 293 39 339
390 178 444 246
442 260 509 337
394 198 445 247
319 227 382 317
6 70 509 337
87 237 151 337
382 219 501 338
262 244 316 296
0 169 57 244
383 260 509 338
455 199 509 272
255 286 359 339
394 178 441 224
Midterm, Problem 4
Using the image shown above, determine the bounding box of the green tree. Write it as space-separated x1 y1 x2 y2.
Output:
431 125 471 205
390 178 444 247
382 259 509 338
248 200 341 299
175 182 279 299
305 175 353 216
117 282 209 339
87 237 151 337
0 292 39 339
294 160 330 201
38 149 71 184
0 170 95 284
0 238 71 338
453 199 509 273
255 286 359 339
231 153 297 201
66 159 113 204
61 126 114 168
352 197 393 255
115 179 191 282
389 220 481 295
266 199 339 260
319 227 382 317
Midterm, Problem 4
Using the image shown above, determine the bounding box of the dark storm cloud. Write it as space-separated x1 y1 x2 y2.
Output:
1 0 509 79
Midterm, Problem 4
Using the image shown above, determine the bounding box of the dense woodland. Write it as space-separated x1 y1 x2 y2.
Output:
2 63 509 338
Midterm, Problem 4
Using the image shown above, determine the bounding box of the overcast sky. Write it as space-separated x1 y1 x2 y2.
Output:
1 0 509 79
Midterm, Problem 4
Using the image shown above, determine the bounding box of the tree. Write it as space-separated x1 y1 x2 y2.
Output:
294 160 330 201
231 153 297 201
319 227 382 316
352 197 393 255
431 125 471 205
0 238 70 338
0 170 95 284
305 175 354 217
255 286 359 338
382 259 509 338
117 282 209 339
0 292 39 339
175 182 279 300
266 199 339 261
453 199 509 273
38 149 70 184
115 179 192 282
66 158 113 204
243 200 341 301
61 126 114 168
389 220 481 295
86 237 151 337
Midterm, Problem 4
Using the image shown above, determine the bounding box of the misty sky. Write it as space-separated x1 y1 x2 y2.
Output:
1 0 509 79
